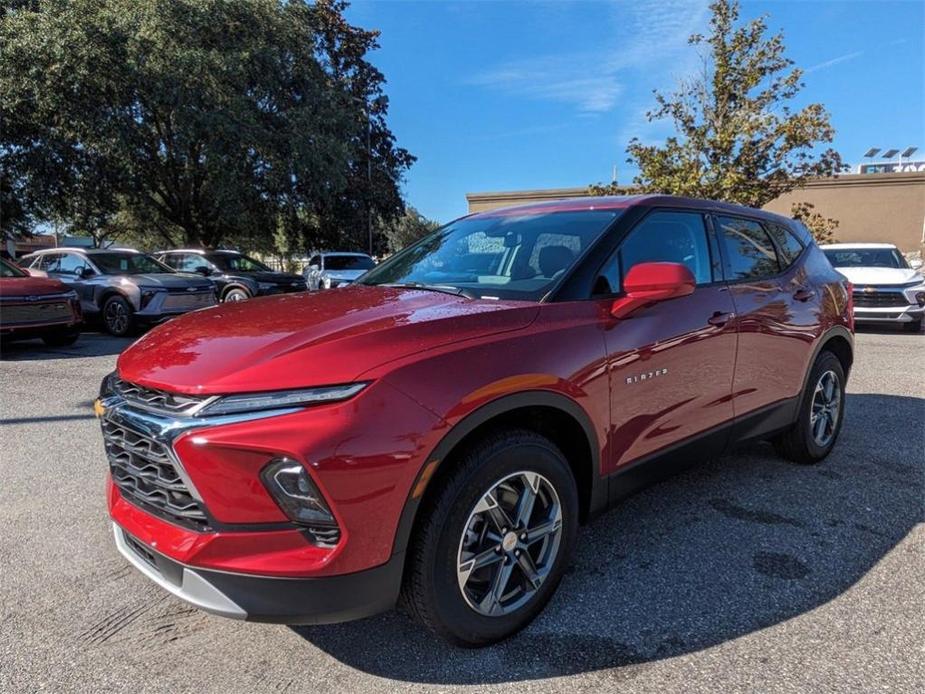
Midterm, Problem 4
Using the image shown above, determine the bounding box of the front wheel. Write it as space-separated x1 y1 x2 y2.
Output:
402 430 578 646
102 296 134 337
773 350 846 464
223 287 251 303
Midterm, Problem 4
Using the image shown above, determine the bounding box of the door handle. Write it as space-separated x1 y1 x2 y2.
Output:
708 311 735 327
793 288 816 302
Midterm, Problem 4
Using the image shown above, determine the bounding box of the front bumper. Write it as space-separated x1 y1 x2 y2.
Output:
113 523 403 624
853 305 924 323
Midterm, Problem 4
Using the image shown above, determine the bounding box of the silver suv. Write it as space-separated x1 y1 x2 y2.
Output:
21 248 216 336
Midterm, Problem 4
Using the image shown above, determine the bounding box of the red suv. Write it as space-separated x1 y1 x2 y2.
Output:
98 196 853 646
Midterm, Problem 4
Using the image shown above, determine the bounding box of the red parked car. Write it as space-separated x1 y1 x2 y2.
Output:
97 196 853 646
0 257 82 346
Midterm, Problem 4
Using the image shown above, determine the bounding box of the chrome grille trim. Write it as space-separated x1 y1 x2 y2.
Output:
113 377 216 417
852 291 910 308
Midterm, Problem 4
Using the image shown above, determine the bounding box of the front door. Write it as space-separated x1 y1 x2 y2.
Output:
597 210 738 472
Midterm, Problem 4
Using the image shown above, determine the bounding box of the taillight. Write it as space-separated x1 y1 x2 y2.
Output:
845 282 855 331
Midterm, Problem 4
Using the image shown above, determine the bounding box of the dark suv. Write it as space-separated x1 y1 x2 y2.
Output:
22 248 215 336
99 195 853 646
157 250 307 302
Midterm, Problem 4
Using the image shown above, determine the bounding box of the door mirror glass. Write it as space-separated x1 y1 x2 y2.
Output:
195 265 212 276
79 266 95 278
610 262 696 318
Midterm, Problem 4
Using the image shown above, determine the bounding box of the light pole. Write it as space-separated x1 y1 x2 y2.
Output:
350 94 381 257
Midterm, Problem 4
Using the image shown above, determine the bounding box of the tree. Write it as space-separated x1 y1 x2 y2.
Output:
592 0 844 207
382 206 439 254
790 201 838 244
0 0 413 252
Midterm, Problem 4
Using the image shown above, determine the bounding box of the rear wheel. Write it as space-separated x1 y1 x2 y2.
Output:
102 295 134 337
773 350 846 464
41 329 80 347
402 430 578 646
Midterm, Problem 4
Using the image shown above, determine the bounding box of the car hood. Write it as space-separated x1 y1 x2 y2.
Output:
118 285 538 394
128 273 215 290
0 276 69 298
835 266 923 286
324 269 367 281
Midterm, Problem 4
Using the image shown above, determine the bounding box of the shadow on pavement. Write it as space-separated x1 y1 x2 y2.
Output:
294 392 923 684
0 332 133 361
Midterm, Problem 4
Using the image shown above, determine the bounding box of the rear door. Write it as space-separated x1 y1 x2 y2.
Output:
599 210 738 469
713 215 818 420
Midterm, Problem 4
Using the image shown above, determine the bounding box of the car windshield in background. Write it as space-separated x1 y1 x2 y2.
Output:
360 210 623 300
325 255 375 271
91 253 173 275
210 254 271 272
823 248 908 269
0 258 27 278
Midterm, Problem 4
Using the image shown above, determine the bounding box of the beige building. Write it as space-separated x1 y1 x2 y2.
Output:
467 170 925 252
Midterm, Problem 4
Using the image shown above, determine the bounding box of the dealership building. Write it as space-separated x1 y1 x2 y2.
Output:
467 168 925 252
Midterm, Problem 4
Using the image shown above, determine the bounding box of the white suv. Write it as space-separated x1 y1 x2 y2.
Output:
821 243 924 332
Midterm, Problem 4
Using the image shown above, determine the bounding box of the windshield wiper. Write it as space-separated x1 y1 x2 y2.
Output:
382 282 477 299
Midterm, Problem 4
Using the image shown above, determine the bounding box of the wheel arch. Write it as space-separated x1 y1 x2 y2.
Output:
391 390 607 559
97 286 132 310
797 325 854 413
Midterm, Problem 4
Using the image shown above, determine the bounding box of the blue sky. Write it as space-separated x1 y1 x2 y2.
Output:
346 0 925 223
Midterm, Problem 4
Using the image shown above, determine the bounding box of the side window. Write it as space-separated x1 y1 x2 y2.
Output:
716 216 781 281
595 211 712 295
765 223 805 269
178 254 206 273
57 253 88 276
41 253 63 273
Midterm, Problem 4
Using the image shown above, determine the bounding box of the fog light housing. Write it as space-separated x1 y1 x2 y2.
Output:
915 292 925 307
261 458 340 545
140 289 159 309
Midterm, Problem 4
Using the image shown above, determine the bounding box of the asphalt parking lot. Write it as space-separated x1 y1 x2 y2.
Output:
1 328 922 693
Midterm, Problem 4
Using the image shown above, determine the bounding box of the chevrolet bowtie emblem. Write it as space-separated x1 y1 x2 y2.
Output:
863 287 876 293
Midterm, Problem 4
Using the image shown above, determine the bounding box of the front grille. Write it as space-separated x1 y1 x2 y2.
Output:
113 377 207 416
853 291 909 308
162 291 216 311
102 418 209 530
0 301 72 325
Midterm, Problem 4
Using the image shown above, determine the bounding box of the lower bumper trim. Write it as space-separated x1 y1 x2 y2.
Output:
112 523 404 624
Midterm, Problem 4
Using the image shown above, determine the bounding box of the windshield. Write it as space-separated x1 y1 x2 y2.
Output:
360 210 622 300
209 253 271 272
0 258 27 278
325 255 375 271
823 248 908 269
91 253 173 275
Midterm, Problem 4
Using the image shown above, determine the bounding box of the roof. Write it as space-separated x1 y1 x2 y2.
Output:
319 251 372 257
28 247 139 255
471 194 796 225
819 242 898 249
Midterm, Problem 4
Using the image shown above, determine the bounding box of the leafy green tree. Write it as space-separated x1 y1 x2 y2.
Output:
382 206 440 254
0 0 413 252
791 201 838 244
592 0 844 207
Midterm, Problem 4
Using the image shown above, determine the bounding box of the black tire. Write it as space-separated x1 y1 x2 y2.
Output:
773 350 846 464
102 295 134 337
903 319 922 333
402 429 579 647
41 329 80 347
222 287 251 303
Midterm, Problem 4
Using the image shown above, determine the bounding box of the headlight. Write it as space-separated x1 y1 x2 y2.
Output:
197 383 368 417
261 458 338 532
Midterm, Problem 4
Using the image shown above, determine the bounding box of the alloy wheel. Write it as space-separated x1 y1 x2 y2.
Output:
810 369 841 447
456 471 563 617
105 301 128 334
224 289 249 302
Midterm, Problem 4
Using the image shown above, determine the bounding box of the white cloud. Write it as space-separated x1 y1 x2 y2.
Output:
467 0 710 114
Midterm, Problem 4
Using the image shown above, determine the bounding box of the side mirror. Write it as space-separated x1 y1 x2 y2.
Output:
195 265 212 276
79 267 95 279
610 262 696 319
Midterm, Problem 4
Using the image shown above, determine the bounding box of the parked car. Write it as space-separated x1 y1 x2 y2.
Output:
157 249 307 302
303 252 376 289
821 242 925 332
21 248 216 336
97 196 853 646
0 257 83 346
